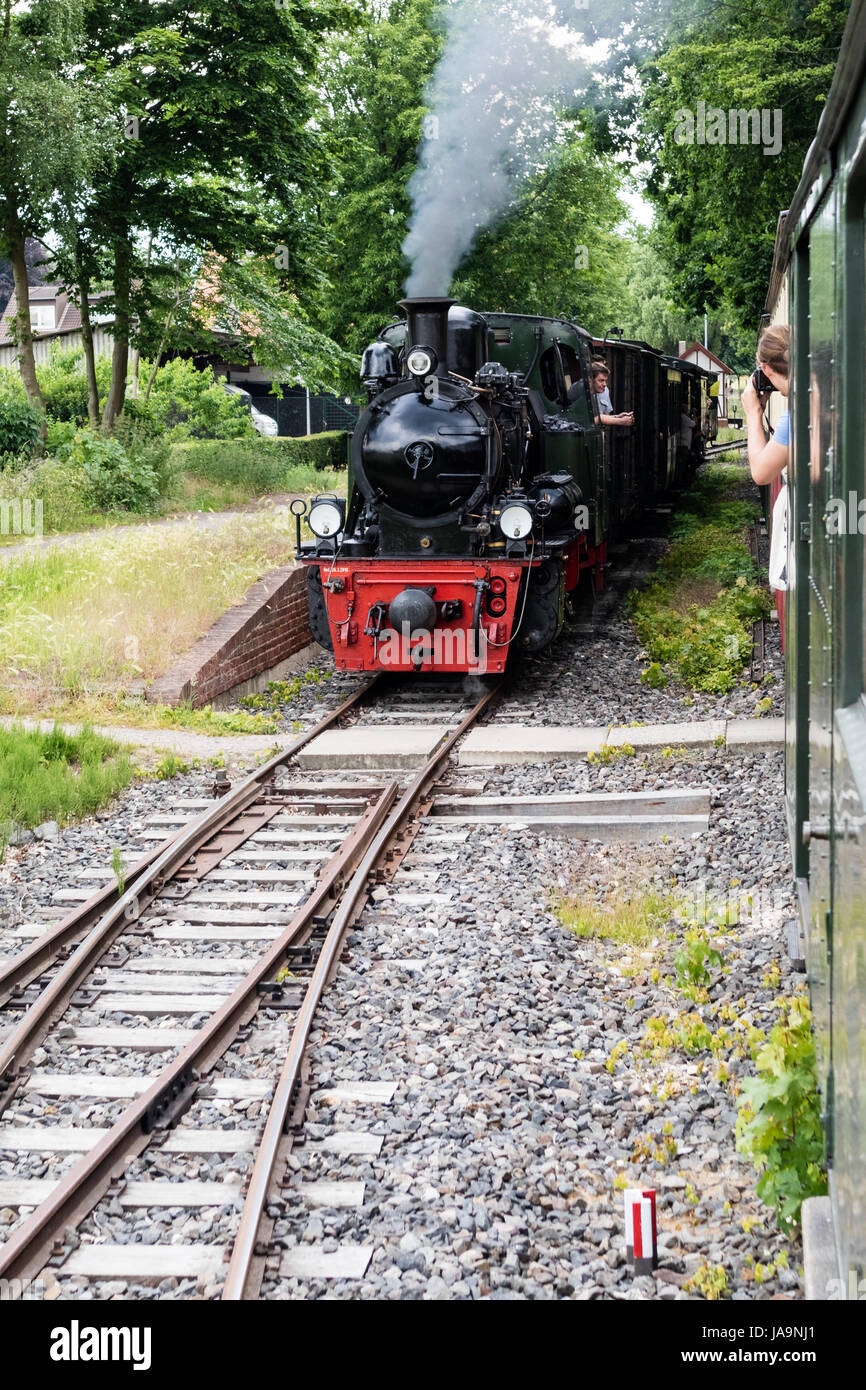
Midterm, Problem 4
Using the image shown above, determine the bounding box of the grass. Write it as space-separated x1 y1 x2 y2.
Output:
0 434 347 543
0 512 302 717
629 464 772 692
0 724 134 844
555 886 677 946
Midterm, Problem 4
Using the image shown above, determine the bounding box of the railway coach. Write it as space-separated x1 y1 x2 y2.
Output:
764 0 866 1299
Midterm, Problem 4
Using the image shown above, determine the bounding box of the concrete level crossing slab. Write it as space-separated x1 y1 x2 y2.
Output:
725 717 785 750
607 719 726 748
297 725 450 770
458 726 608 765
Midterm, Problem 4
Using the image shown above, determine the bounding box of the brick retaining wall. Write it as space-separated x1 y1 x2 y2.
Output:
146 563 315 707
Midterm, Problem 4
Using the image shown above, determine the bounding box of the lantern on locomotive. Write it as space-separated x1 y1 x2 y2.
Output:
294 296 586 673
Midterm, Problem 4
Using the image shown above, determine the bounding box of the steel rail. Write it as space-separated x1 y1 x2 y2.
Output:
221 677 505 1300
0 781 398 1286
0 676 378 1081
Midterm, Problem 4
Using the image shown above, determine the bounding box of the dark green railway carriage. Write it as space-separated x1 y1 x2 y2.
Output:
768 0 866 1298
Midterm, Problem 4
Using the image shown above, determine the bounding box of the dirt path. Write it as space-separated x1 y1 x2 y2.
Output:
0 493 318 562
0 714 287 763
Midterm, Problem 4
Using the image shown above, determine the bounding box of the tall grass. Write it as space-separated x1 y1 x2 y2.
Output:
0 724 134 837
0 513 297 712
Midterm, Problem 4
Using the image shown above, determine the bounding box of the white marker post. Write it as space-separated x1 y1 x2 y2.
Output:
624 1188 658 1275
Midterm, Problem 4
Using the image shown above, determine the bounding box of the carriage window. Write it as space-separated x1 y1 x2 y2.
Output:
539 345 567 407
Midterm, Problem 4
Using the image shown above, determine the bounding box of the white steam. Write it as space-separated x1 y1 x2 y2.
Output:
402 0 594 296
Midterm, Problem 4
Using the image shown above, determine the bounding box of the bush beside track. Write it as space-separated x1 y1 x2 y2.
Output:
629 465 772 694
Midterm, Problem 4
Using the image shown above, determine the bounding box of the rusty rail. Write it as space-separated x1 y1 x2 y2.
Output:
0 782 396 1286
221 678 504 1300
0 677 378 1052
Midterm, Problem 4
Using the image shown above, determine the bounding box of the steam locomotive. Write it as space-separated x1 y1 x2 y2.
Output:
293 296 709 673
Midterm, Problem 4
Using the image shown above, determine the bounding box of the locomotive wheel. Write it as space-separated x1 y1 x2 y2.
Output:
307 567 334 652
517 561 564 653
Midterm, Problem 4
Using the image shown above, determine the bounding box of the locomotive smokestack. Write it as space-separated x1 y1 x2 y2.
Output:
398 296 454 376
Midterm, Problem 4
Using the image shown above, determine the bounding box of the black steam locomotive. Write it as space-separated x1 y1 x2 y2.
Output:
293 296 709 674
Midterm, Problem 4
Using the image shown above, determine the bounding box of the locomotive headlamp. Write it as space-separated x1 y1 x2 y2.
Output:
308 497 345 538
499 503 533 540
407 346 437 378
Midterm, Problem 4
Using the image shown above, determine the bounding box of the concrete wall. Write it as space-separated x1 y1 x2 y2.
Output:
146 563 316 708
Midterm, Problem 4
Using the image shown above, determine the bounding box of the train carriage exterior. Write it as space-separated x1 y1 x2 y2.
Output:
766 0 866 1298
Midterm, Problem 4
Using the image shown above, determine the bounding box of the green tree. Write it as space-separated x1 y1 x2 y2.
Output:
76 0 335 427
0 0 114 422
311 0 442 365
451 134 633 335
636 0 848 331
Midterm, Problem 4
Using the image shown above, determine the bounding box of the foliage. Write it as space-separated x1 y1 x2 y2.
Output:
36 348 111 424
59 427 160 513
674 930 724 993
587 742 636 764
111 845 126 896
640 662 667 689
630 465 771 691
735 995 828 1232
556 886 675 946
634 0 850 332
240 665 332 711
0 723 133 840
618 234 757 370
684 1263 728 1301
0 386 43 457
451 134 634 334
129 358 255 440
170 433 347 493
310 0 442 368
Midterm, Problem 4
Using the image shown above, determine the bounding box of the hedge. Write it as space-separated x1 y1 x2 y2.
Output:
169 430 349 489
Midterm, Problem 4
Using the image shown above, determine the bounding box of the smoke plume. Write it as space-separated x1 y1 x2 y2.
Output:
402 0 593 296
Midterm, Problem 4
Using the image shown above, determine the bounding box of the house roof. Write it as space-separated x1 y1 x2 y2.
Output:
678 342 734 375
0 285 111 347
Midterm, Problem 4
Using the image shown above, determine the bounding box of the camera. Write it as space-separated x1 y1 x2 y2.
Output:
752 367 776 394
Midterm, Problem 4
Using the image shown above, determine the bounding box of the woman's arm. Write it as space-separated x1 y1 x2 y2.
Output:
743 378 787 484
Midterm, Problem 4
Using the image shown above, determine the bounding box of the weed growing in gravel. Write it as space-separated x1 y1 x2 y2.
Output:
153 754 191 780
111 846 126 896
240 666 332 712
735 994 827 1231
587 743 636 765
684 1263 728 1300
673 930 724 1001
639 662 667 688
556 886 675 946
606 1039 629 1074
0 724 134 835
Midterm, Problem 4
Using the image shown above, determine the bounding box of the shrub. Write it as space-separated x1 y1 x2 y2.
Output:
36 348 112 424
171 432 348 491
735 996 828 1232
62 428 159 513
0 388 43 458
136 358 255 439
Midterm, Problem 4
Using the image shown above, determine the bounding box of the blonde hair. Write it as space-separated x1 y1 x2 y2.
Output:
757 324 790 377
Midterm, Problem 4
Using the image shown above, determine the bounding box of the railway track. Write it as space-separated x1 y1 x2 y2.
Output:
0 675 502 1299
703 437 747 458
